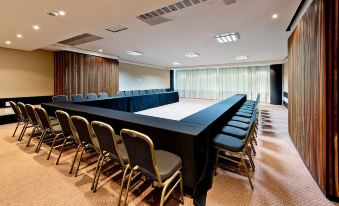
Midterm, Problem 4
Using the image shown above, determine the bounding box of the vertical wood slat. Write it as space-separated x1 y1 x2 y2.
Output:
54 51 119 97
288 0 326 191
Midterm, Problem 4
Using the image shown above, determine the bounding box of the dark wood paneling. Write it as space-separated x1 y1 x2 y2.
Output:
288 0 327 191
325 0 339 199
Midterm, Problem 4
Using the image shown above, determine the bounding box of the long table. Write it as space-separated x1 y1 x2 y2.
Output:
75 92 179 112
42 94 246 205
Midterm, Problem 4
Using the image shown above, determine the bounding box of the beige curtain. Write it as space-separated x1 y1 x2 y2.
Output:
54 51 119 97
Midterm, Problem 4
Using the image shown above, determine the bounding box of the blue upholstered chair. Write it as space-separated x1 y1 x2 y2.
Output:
139 90 146 95
124 91 132 96
86 93 97 100
71 94 84 102
52 95 68 103
98 92 109 99
132 90 140 95
118 91 126 96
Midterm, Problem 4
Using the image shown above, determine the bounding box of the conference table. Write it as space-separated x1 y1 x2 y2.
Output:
42 92 246 205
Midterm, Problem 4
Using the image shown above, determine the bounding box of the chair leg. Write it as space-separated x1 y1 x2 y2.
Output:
12 122 20 137
246 148 255 171
241 156 254 189
47 134 62 160
56 138 68 165
18 123 27 141
214 149 220 176
250 141 256 156
69 145 81 174
26 127 36 147
179 173 184 204
122 168 134 206
74 147 85 177
93 155 105 192
91 154 103 191
35 130 46 153
118 166 130 206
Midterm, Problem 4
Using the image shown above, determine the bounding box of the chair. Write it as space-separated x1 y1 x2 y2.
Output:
139 90 146 95
161 89 166 92
86 93 97 100
16 102 34 142
70 116 100 177
98 92 109 99
9 101 25 138
124 91 132 96
48 110 78 163
71 94 84 102
120 129 184 206
52 95 68 103
25 104 42 147
118 91 126 96
213 121 256 189
34 107 62 153
91 121 128 192
132 90 140 95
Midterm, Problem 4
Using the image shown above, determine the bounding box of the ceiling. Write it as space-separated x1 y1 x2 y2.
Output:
0 0 301 68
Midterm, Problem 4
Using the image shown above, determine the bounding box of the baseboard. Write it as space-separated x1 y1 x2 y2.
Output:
0 95 53 108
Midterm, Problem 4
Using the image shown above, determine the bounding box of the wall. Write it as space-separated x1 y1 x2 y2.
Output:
119 62 170 91
288 0 327 192
282 62 288 107
0 48 54 98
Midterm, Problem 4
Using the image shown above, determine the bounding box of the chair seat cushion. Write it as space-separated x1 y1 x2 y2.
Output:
235 112 252 118
245 100 255 105
238 109 252 114
227 121 249 130
52 124 62 133
213 134 244 152
221 126 246 140
155 150 182 181
232 116 251 124
241 105 254 110
109 142 129 164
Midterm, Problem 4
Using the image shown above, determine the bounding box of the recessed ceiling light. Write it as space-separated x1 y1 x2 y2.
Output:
185 52 200 58
5 41 11 45
272 14 278 19
126 51 144 56
235 55 249 60
173 62 182 66
33 25 40 30
58 10 66 16
215 32 240 44
98 49 103 52
16 34 23 38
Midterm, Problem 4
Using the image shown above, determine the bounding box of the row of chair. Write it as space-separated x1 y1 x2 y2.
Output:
118 89 167 97
9 101 184 206
213 95 260 189
52 92 109 103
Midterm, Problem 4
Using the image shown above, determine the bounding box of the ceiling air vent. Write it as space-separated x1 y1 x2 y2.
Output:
58 33 103 46
106 25 128 33
137 0 208 26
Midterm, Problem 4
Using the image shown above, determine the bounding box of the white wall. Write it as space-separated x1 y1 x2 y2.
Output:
119 62 170 91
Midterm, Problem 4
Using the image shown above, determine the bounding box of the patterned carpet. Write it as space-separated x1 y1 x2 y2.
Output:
0 103 337 206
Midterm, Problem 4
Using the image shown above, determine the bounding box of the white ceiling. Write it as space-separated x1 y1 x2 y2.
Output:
0 0 301 68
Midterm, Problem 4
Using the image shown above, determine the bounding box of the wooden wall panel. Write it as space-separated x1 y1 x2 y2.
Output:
288 0 326 191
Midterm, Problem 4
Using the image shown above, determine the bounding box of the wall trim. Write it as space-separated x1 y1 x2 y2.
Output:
119 59 168 70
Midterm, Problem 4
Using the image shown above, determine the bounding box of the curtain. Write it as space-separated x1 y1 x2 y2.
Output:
54 51 119 97
175 66 270 102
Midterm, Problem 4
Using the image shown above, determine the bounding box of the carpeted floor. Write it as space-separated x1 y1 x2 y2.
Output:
0 102 337 206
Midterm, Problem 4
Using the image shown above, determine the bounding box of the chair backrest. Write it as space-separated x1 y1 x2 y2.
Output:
34 107 52 130
71 94 84 102
52 95 68 103
132 90 140 96
120 129 162 183
98 92 109 99
71 116 100 152
118 91 125 96
25 104 39 126
9 101 23 121
86 93 97 100
17 102 30 122
139 90 146 95
161 89 166 92
91 121 125 166
55 110 77 142
124 91 132 96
